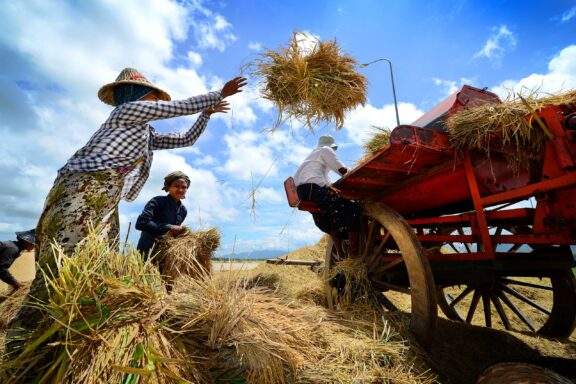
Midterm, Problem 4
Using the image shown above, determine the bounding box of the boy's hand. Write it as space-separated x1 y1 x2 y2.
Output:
169 225 184 235
221 77 247 98
206 100 230 116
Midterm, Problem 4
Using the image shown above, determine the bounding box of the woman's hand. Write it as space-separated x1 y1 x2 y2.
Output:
206 100 230 116
221 77 247 98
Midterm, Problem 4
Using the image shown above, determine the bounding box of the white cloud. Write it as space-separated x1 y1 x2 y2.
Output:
255 187 282 203
432 77 475 98
194 155 217 166
474 25 517 66
561 6 576 23
187 51 203 67
294 31 321 55
343 102 424 146
491 45 576 97
190 6 236 51
248 42 262 51
221 130 279 180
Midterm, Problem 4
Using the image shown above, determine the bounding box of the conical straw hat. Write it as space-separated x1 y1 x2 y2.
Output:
98 67 171 105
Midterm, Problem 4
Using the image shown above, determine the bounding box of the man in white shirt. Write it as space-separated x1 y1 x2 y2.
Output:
294 135 361 258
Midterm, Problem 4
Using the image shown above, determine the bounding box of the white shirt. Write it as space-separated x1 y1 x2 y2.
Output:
294 146 346 187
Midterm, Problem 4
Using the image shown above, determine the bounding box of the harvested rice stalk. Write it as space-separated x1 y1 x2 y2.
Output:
329 258 377 307
167 274 323 384
446 89 576 170
363 126 392 154
0 283 30 329
0 230 205 384
155 227 220 284
250 32 367 130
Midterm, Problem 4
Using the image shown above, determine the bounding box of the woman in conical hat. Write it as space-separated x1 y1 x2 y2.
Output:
5 68 247 359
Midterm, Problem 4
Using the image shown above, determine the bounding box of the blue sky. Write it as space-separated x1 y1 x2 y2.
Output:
0 0 575 255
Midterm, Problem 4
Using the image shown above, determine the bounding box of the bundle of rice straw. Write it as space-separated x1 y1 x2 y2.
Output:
0 231 203 383
328 258 378 307
167 274 323 383
446 90 576 170
362 126 392 160
250 31 368 130
155 227 220 284
0 283 31 329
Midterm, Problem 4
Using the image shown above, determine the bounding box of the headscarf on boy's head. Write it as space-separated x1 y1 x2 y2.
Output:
163 171 191 192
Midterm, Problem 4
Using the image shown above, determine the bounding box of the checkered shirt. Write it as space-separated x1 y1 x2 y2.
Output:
59 92 222 201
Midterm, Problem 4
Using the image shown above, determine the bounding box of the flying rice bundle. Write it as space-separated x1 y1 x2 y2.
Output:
251 32 368 130
446 90 576 170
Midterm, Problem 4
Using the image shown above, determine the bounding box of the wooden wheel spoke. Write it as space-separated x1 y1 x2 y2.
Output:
457 228 472 253
494 226 503 236
490 294 512 330
449 286 474 307
365 231 391 268
500 285 551 315
497 291 536 332
371 280 411 294
361 220 378 260
466 291 481 323
482 293 492 327
368 256 405 276
500 278 552 291
505 243 523 253
379 294 399 311
447 243 459 253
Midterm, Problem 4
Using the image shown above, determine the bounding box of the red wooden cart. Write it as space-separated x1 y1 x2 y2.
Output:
286 85 576 347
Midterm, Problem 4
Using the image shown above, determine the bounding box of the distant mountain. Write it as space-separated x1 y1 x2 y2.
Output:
215 249 288 260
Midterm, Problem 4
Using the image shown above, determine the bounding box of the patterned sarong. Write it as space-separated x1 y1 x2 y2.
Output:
5 169 124 358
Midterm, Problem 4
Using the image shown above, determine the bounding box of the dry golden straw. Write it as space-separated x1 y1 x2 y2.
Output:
0 283 31 330
154 227 220 284
0 230 198 384
168 275 322 384
250 32 368 130
363 126 392 154
0 233 436 383
446 89 576 170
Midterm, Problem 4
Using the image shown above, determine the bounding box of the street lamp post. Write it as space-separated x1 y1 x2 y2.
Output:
360 58 400 127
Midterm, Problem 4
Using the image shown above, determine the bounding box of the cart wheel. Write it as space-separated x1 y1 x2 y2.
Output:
437 269 576 337
324 201 437 347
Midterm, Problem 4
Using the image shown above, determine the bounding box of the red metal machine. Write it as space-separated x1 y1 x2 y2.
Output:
288 85 576 347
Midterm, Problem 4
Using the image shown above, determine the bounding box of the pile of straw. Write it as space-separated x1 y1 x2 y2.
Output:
155 227 220 284
328 258 380 308
0 232 198 383
250 32 368 130
0 283 30 329
446 90 576 169
168 275 323 383
0 232 436 384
